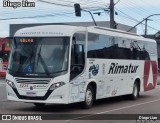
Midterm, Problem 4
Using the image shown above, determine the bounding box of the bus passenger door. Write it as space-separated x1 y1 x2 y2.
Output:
69 32 87 103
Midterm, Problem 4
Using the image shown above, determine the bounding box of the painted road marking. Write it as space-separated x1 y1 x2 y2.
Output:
66 98 160 121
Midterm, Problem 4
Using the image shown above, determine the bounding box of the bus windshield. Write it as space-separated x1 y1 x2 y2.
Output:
8 37 70 77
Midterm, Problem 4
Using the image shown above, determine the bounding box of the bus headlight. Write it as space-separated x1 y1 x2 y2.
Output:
6 80 16 89
49 82 65 91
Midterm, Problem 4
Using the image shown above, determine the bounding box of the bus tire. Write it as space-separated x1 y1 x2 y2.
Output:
129 82 139 100
34 103 45 107
82 85 94 109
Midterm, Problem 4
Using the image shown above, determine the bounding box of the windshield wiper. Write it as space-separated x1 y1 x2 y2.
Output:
37 45 50 76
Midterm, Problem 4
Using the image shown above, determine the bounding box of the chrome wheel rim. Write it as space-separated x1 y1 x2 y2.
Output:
133 85 138 97
86 89 93 105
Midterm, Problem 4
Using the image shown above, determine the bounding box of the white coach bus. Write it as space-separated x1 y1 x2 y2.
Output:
6 25 158 108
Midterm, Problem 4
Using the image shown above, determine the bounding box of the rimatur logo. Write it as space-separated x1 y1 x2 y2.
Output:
144 61 158 91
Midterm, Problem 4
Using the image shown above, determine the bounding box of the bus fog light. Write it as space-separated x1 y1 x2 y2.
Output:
7 80 16 89
49 82 65 90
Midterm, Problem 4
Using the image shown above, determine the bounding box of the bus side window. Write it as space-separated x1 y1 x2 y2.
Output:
74 44 85 64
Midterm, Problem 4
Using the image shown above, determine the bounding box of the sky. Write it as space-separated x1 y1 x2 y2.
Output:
1 0 160 37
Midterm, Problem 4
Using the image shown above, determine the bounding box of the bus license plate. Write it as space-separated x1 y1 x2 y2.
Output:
26 92 36 97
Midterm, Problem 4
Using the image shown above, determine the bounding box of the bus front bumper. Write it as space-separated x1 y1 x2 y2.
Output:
6 84 69 104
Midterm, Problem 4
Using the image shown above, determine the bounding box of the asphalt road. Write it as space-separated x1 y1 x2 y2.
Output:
0 79 160 123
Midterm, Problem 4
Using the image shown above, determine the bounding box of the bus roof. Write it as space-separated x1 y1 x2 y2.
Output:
14 25 86 37
87 26 156 43
14 25 155 43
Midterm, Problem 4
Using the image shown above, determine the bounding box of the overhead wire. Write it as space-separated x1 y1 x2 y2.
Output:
0 0 109 17
116 8 158 32
117 0 160 33
1 0 160 34
0 12 75 21
0 2 107 18
115 8 159 32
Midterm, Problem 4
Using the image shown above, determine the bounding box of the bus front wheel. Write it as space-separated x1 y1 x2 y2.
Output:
83 85 94 109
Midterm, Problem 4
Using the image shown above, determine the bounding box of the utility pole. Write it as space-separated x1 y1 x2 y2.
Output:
145 18 152 36
127 14 160 32
144 18 148 36
110 0 115 29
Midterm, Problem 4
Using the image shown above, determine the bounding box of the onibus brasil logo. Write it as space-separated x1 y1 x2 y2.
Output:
2 114 42 121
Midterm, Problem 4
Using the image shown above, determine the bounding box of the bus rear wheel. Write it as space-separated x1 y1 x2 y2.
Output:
34 103 45 107
129 82 139 100
82 85 94 109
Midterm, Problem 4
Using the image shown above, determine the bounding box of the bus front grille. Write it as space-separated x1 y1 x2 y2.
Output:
14 77 52 84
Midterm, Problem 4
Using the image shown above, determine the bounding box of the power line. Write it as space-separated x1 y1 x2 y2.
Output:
115 8 159 31
54 0 76 4
1 3 104 15
1 0 108 17
37 0 107 10
114 0 120 5
37 0 73 7
0 12 74 21
115 8 139 22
